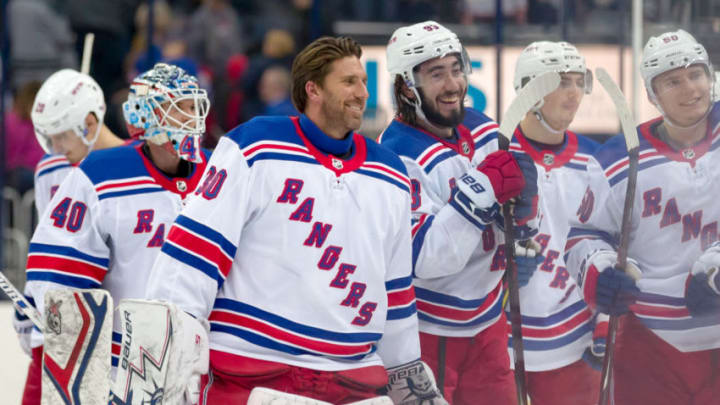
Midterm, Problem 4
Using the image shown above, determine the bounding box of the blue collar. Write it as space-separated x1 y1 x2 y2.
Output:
299 114 354 156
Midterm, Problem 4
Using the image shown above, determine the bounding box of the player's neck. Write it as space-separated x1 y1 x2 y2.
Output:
144 142 183 176
418 118 453 138
93 126 125 150
658 120 707 149
520 115 565 145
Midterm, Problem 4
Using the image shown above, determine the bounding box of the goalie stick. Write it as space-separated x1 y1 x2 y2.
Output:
497 71 560 405
594 67 640 405
0 270 43 330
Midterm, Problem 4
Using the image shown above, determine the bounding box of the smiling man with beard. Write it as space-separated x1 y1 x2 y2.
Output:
380 21 541 405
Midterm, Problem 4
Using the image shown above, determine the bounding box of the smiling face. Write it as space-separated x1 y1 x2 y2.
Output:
414 54 468 128
315 56 368 136
652 64 712 127
538 72 586 131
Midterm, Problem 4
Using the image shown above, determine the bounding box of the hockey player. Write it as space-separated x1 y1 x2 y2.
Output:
380 21 541 405
15 68 126 405
143 36 448 405
20 62 210 404
508 41 600 405
31 68 125 216
565 29 720 404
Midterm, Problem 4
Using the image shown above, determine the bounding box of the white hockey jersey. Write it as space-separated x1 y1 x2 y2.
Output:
565 102 720 353
507 128 598 371
34 154 74 216
25 143 208 366
379 109 506 338
144 115 420 371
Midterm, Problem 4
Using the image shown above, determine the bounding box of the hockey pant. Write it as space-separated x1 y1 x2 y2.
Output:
614 314 720 405
198 350 388 404
525 359 599 405
419 312 517 405
21 346 42 405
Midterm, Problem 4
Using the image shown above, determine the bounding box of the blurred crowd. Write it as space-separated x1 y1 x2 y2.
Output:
0 0 703 194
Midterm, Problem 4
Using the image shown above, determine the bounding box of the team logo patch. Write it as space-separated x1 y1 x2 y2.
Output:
543 153 555 165
682 149 695 160
332 158 344 170
46 297 62 335
176 180 187 192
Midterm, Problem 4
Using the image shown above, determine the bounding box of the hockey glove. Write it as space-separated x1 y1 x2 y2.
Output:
493 153 540 240
578 250 641 315
451 150 527 229
385 360 448 405
685 241 720 317
13 308 35 357
582 313 609 371
514 240 544 288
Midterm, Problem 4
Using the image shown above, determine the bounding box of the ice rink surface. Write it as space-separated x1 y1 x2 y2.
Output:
0 302 30 405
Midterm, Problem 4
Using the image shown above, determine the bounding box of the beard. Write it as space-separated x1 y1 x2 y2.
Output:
417 88 466 128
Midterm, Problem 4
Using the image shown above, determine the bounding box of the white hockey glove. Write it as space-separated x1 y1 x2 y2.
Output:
385 360 448 405
686 241 720 316
578 250 641 315
13 308 35 356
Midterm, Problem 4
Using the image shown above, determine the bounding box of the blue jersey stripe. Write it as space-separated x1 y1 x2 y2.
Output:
509 322 592 351
418 296 502 327
175 215 237 259
387 302 417 320
160 243 224 288
26 271 101 289
354 168 409 193
97 187 165 201
386 276 413 290
29 243 109 267
246 152 318 168
37 164 71 179
519 300 587 327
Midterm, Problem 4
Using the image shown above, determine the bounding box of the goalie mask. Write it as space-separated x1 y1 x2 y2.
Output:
32 69 106 159
123 63 210 163
387 21 471 126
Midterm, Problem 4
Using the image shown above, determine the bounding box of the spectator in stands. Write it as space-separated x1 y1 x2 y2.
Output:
258 65 298 116
4 81 45 195
7 0 77 92
461 0 527 24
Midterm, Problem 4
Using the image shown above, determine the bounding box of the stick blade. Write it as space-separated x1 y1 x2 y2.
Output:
595 67 639 151
498 71 561 139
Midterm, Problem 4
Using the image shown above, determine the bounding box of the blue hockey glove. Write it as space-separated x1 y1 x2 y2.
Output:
578 250 641 315
685 242 720 316
514 241 543 287
582 313 608 371
493 153 539 240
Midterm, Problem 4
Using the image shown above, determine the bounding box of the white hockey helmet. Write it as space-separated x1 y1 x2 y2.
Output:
514 41 592 94
31 69 106 154
386 20 470 89
123 63 209 163
641 29 713 103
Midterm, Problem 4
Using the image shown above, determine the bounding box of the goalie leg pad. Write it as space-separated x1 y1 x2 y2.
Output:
385 360 449 405
110 299 209 405
41 289 113 405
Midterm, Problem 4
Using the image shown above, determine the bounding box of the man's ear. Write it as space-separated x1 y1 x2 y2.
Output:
305 80 321 103
85 112 99 138
401 84 416 101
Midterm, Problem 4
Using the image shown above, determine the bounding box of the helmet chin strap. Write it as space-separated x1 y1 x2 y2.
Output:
532 108 564 135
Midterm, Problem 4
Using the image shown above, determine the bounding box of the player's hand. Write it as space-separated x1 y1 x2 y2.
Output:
582 313 608 371
685 242 720 316
13 305 36 357
492 153 540 240
514 240 543 287
579 250 641 315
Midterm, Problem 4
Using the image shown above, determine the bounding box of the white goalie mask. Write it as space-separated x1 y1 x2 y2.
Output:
123 63 210 163
641 29 713 104
386 21 471 115
31 69 106 156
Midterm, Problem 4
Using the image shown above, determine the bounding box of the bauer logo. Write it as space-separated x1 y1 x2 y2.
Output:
121 310 133 370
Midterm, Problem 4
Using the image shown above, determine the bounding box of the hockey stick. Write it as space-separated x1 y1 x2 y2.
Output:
0 270 44 330
595 67 640 405
497 71 560 405
80 33 95 75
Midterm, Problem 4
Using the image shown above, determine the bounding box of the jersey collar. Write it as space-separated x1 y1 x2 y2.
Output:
133 143 208 198
292 115 367 176
394 118 475 161
511 126 577 170
640 117 716 165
